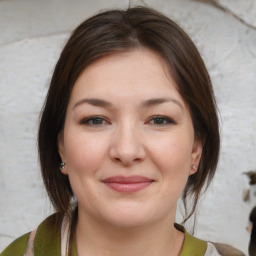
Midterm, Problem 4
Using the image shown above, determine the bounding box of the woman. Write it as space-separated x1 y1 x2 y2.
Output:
1 6 220 256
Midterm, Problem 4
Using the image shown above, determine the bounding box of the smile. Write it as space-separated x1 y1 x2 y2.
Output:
102 175 154 193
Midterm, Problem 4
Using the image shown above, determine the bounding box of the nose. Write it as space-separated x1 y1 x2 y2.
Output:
109 122 146 166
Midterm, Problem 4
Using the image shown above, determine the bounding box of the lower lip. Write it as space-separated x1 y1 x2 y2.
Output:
103 182 153 193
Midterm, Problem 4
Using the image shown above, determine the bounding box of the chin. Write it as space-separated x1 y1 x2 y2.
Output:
106 214 153 229
100 203 161 229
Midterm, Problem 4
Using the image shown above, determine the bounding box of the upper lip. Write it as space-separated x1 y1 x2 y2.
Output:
102 175 154 184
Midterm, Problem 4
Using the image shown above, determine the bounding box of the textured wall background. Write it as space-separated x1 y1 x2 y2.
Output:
0 0 255 254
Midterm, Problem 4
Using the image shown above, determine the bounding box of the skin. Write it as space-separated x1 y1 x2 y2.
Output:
58 49 202 256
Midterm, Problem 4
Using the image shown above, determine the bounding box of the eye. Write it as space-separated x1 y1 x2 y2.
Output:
80 116 109 126
147 116 175 125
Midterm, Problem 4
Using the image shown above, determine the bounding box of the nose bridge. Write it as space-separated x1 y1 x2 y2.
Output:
110 119 145 165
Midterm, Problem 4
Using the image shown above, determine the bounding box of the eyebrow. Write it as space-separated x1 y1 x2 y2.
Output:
141 98 183 110
73 98 112 109
73 97 183 110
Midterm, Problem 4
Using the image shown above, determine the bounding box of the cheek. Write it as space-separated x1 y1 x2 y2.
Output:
146 136 193 212
64 131 109 175
64 132 110 205
148 134 193 173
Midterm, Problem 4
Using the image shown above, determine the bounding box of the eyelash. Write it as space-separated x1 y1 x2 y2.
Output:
80 116 109 126
80 115 175 126
147 116 175 125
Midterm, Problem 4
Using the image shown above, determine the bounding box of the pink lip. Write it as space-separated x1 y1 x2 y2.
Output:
102 176 154 193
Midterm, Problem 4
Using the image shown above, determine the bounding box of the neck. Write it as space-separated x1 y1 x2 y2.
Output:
75 209 184 256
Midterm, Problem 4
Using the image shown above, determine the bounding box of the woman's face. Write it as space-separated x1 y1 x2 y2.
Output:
58 49 202 228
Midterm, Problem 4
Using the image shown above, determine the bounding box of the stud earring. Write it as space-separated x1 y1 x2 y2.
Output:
192 164 197 171
60 162 66 171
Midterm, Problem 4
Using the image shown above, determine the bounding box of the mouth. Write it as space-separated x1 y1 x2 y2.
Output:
102 175 154 193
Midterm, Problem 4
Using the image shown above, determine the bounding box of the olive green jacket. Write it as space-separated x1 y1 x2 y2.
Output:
1 214 212 256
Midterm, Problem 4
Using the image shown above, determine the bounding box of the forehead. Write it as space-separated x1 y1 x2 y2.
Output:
69 49 184 106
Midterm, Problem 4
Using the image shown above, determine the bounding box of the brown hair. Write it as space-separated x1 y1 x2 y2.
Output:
38 6 220 223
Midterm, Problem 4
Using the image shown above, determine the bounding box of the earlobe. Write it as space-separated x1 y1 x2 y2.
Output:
190 164 198 175
190 138 203 175
58 132 68 175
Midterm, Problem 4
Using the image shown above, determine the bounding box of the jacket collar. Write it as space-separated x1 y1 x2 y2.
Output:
34 214 207 256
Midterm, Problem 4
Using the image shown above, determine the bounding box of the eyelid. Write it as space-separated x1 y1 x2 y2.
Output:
79 116 110 126
146 115 176 125
79 115 175 126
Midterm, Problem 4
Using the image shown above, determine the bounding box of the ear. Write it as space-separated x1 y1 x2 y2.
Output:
58 132 68 175
189 138 203 175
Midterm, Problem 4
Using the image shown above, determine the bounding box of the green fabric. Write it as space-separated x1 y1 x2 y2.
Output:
0 214 207 256
0 232 30 256
71 235 78 256
33 214 61 256
0 214 62 256
180 230 207 256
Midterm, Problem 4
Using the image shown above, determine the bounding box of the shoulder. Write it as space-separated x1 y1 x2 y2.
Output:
181 233 221 256
175 224 220 256
0 233 30 256
0 213 63 256
33 212 63 255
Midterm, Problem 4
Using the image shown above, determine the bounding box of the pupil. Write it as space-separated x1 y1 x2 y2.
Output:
155 118 163 124
93 118 102 124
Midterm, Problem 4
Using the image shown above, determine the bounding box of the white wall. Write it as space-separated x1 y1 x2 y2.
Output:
0 0 255 254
